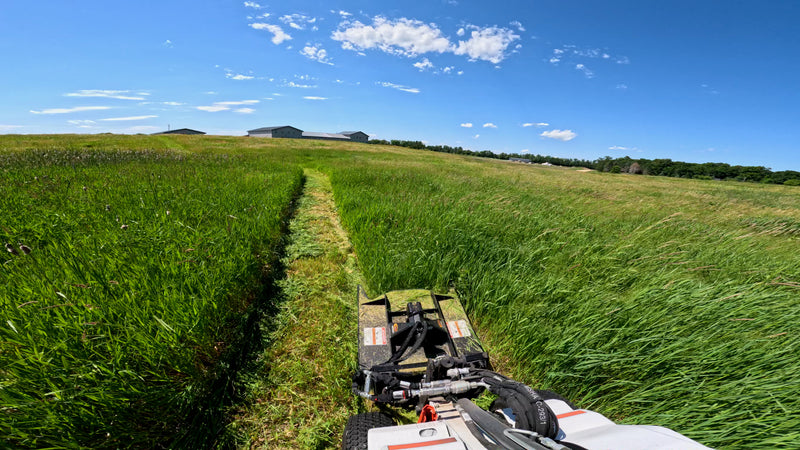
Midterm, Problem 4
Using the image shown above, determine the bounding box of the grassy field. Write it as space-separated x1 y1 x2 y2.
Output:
0 136 303 447
1 134 798 448
328 153 800 448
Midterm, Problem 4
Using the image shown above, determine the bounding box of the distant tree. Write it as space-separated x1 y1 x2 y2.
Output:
629 162 643 174
611 165 621 173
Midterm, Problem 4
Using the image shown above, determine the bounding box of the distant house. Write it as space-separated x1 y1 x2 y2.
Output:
340 131 369 143
248 126 303 139
509 157 532 164
247 125 369 142
153 128 205 135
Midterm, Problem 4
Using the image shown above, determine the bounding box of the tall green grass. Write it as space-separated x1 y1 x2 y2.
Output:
1 144 302 447
328 155 800 448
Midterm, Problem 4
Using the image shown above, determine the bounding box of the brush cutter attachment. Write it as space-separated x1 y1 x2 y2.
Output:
353 287 491 408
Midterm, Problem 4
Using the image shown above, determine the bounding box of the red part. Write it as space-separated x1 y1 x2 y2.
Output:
417 404 439 423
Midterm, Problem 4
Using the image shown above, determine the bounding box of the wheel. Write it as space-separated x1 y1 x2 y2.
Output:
341 412 396 450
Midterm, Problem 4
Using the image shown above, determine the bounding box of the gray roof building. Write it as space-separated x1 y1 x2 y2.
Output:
153 128 206 135
247 125 369 142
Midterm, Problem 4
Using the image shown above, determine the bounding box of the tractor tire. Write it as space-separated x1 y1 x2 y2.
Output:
342 412 396 450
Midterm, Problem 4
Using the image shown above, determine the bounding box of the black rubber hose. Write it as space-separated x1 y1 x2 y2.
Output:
385 321 422 364
394 321 429 364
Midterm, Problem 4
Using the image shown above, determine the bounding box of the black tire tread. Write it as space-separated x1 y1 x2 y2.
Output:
342 411 395 450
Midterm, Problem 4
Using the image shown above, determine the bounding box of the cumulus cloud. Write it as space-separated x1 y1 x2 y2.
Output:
331 17 519 64
244 1 261 8
377 82 420 93
522 122 549 127
510 20 525 32
303 96 327 100
99 115 158 121
30 106 112 114
460 123 473 128
453 26 519 63
483 123 497 128
540 129 577 141
301 44 333 65
250 23 292 44
332 17 451 57
413 58 434 71
64 90 145 100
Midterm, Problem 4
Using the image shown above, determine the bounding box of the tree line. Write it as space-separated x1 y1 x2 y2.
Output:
369 139 800 186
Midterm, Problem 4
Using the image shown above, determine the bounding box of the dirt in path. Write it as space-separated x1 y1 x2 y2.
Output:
232 169 364 449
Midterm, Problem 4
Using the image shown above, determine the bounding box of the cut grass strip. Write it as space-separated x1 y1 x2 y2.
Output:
231 169 363 449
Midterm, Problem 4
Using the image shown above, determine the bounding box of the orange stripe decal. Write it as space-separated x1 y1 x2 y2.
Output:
387 437 458 449
557 410 587 419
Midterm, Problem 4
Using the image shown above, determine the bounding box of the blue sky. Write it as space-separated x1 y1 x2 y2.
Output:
1 1 798 170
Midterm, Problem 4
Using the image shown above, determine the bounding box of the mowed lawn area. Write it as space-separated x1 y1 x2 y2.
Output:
2 134 798 448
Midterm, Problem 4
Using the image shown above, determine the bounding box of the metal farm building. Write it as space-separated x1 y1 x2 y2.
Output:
247 126 368 143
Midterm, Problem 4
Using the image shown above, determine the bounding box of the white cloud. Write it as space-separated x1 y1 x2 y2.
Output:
250 23 292 45
162 101 184 106
280 14 317 30
286 81 317 88
197 105 229 112
332 10 352 18
64 90 145 100
244 1 261 8
460 123 473 128
196 100 258 112
204 91 218 95
226 73 254 80
413 58 434 71
453 26 519 63
616 83 628 90
377 82 420 93
303 96 327 100
0 124 24 132
523 122 549 127
301 44 334 65
609 146 628 150
540 129 577 141
332 17 451 57
575 63 594 78
99 115 158 121
483 123 497 128
510 20 525 32
30 106 112 114
473 134 480 139
234 108 256 113
520 149 530 154
162 39 173 48
457 28 465 37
